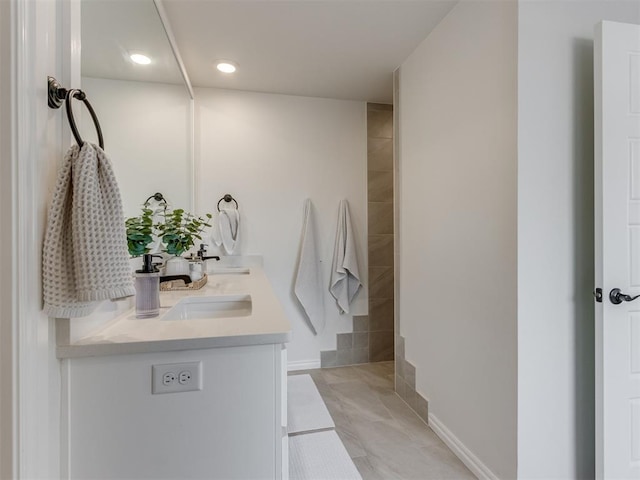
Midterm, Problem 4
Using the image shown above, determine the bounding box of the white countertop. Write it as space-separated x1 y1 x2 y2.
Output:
56 262 291 358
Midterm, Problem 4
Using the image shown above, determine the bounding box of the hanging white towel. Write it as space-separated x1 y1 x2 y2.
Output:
329 199 362 314
43 143 135 318
210 214 223 248
148 204 166 254
218 206 240 254
294 199 325 335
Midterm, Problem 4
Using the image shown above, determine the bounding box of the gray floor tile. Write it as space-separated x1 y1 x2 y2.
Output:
365 443 454 479
352 367 394 390
336 426 367 459
352 456 385 480
356 361 394 377
321 366 364 385
351 419 415 449
377 394 441 449
294 361 475 480
330 380 393 423
419 443 476 479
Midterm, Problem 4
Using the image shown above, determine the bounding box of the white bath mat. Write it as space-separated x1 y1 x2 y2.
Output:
288 374 335 434
289 430 362 480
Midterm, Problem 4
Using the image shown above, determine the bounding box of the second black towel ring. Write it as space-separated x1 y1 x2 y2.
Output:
65 89 104 149
217 194 239 212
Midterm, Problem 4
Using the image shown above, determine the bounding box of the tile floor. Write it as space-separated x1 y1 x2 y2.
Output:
289 362 475 480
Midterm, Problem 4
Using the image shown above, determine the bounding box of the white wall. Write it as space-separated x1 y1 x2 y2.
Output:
80 77 192 218
517 3 640 478
0 0 12 476
2 0 78 477
398 2 518 478
195 88 368 367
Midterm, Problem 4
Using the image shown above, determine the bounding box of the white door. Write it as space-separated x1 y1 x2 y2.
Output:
595 20 640 479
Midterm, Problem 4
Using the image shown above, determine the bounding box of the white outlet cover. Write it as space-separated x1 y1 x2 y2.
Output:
152 362 202 394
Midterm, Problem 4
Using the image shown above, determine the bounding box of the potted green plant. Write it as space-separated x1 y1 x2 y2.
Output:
156 208 212 275
125 207 155 257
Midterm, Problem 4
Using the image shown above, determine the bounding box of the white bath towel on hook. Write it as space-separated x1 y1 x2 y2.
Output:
329 199 362 314
294 199 325 335
210 214 223 248
218 207 240 254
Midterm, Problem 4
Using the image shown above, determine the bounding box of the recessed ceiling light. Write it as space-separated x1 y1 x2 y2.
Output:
130 53 152 65
216 61 237 74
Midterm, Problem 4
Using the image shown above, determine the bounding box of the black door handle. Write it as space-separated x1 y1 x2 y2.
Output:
609 288 640 305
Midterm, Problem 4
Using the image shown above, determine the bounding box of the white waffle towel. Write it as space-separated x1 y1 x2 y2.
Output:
43 143 135 318
329 199 362 314
294 199 325 334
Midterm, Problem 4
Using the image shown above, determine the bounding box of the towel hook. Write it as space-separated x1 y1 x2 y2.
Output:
48 76 104 149
217 194 239 212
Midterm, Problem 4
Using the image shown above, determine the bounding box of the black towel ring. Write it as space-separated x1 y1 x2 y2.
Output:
65 89 104 149
47 77 104 149
144 192 168 207
217 194 239 212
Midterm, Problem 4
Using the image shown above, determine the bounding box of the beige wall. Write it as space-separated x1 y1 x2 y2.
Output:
398 2 518 477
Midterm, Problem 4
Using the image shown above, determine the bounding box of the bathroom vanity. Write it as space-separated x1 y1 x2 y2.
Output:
57 258 291 479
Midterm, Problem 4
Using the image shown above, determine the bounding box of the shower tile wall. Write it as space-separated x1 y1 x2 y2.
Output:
367 103 394 362
319 103 394 368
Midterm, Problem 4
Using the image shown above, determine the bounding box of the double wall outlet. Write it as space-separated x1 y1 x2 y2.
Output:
152 361 203 394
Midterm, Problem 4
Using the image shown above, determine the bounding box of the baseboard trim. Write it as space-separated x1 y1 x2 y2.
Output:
428 414 499 480
288 360 321 371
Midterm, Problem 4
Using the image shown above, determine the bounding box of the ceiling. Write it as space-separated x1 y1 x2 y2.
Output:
83 0 457 104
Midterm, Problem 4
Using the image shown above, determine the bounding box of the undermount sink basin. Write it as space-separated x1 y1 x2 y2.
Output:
163 295 252 320
207 267 251 275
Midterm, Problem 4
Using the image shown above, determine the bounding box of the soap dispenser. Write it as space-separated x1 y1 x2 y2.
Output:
135 254 162 318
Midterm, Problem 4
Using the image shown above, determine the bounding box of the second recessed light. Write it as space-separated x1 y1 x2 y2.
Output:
130 52 152 65
216 61 238 74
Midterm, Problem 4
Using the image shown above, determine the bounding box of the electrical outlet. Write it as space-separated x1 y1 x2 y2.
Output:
178 371 192 385
163 372 176 386
152 362 202 394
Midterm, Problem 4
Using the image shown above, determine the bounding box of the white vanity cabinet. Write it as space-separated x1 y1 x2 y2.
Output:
62 343 288 479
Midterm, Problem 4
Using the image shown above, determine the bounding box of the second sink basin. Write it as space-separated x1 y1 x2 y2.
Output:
207 267 251 275
163 295 252 320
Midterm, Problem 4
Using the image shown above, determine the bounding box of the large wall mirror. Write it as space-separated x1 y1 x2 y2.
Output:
80 0 193 218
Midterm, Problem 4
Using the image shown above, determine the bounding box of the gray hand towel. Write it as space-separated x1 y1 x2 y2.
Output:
43 143 135 318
